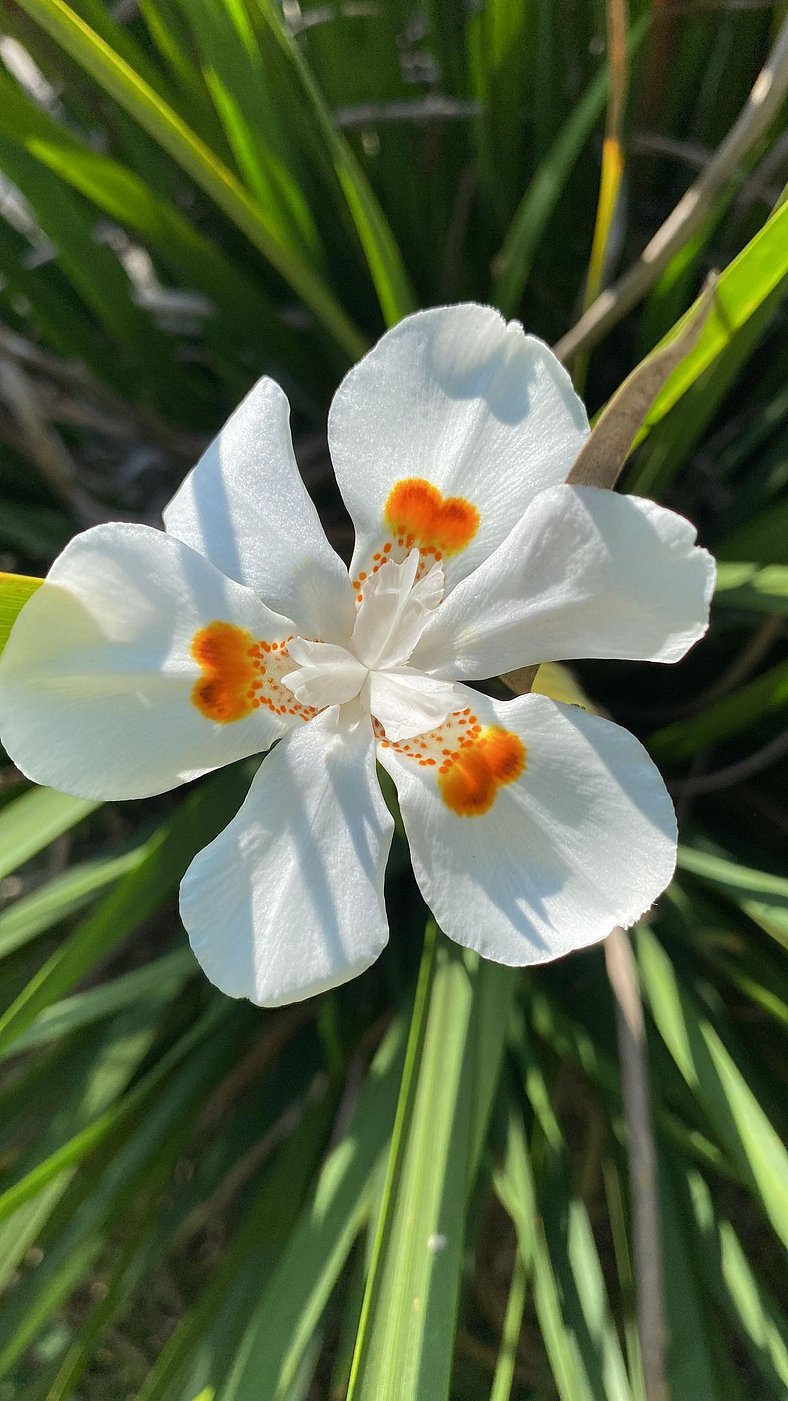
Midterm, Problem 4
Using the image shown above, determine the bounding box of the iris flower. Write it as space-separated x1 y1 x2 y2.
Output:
0 306 714 1005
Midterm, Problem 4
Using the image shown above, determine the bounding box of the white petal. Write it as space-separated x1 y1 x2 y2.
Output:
0 523 298 799
366 668 458 743
163 376 354 643
282 639 367 708
351 550 443 669
379 690 676 965
413 485 715 679
328 304 588 589
181 709 393 1006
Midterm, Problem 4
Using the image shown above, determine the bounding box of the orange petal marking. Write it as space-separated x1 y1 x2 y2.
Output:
191 621 257 723
438 726 526 817
384 478 479 556
191 623 317 723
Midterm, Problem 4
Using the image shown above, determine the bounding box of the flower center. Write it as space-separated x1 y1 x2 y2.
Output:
282 551 458 741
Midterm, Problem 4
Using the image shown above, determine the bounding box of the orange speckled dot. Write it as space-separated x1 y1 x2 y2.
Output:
438 727 526 817
191 621 257 723
384 478 479 557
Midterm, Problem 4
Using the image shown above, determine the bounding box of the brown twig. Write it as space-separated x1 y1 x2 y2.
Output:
690 612 784 708
439 161 477 302
555 18 788 363
630 130 711 169
0 321 205 459
632 612 783 724
456 1329 529 1387
604 926 668 1401
0 357 109 526
334 96 482 129
175 1074 327 1245
32 380 173 442
632 129 788 213
661 0 778 12
288 1 382 34
669 728 788 795
198 1003 313 1127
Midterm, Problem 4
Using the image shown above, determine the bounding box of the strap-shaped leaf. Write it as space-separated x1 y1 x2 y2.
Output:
348 927 515 1401
638 926 788 1251
714 562 788 614
12 0 367 360
250 0 417 327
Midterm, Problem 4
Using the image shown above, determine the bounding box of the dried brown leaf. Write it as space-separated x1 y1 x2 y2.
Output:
566 275 717 490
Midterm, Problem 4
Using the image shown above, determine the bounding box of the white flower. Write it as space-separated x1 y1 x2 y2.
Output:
0 305 715 1006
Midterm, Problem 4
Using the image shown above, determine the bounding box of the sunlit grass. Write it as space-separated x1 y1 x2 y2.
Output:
0 2 786 1396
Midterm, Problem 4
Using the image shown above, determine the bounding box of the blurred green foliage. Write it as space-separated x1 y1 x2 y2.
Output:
0 1 786 1397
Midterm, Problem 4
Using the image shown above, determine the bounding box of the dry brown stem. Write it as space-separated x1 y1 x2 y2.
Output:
555 20 788 362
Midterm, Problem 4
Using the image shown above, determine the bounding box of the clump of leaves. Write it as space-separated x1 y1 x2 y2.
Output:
0 3 785 1398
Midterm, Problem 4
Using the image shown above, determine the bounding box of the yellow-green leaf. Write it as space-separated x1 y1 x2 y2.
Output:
638 199 788 439
0 573 44 658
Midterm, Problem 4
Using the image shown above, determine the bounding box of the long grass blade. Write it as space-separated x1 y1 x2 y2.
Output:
677 844 788 951
12 0 367 360
8 948 196 1054
220 1019 405 1400
683 1165 788 1395
251 0 417 326
638 927 788 1249
713 563 788 614
0 786 98 883
648 661 788 761
349 928 516 1401
0 764 248 1054
0 72 292 356
637 198 788 439
0 848 144 959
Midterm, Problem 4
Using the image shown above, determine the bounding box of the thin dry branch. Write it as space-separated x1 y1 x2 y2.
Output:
0 321 206 459
555 18 788 363
636 612 783 723
669 728 788 795
334 96 482 128
604 925 667 1401
0 357 109 526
